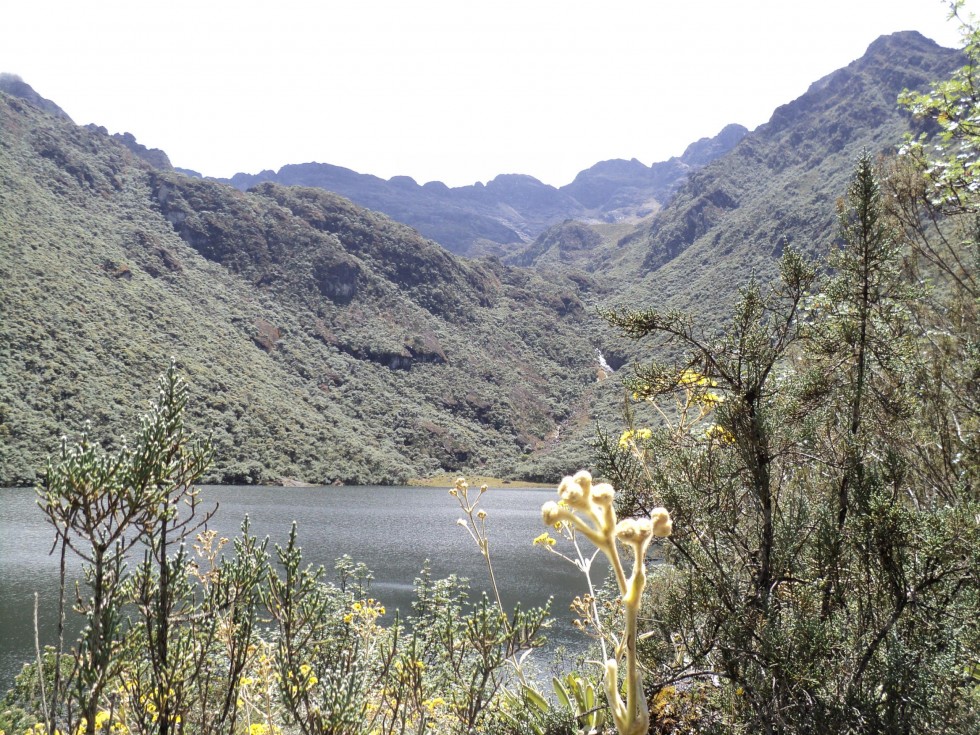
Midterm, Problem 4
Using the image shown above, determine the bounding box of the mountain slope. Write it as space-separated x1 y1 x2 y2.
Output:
0 88 614 486
0 31 963 487
571 32 963 318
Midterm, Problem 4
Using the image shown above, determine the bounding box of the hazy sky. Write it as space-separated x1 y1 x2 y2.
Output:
1 1 975 187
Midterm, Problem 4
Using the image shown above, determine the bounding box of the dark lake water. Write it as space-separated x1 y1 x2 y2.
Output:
0 484 602 691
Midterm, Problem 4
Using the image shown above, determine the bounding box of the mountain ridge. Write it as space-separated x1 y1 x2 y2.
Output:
218 124 748 257
511 31 962 308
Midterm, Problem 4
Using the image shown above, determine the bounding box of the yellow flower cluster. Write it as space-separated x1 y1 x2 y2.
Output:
70 711 129 735
679 370 727 409
247 723 281 735
618 428 652 449
699 391 725 406
421 697 446 714
532 532 556 546
284 663 320 695
704 424 735 445
680 368 718 387
343 597 386 625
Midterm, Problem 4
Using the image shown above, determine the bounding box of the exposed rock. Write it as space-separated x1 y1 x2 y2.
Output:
253 318 281 352
280 477 319 487
106 131 173 170
405 331 448 364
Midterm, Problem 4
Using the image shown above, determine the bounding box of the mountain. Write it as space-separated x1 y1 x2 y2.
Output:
220 125 746 257
0 31 963 488
0 85 619 487
0 73 71 120
560 124 749 217
518 32 962 318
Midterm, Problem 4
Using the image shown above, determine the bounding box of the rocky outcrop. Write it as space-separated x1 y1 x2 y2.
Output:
105 131 173 170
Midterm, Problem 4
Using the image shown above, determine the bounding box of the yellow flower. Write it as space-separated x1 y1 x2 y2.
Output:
679 369 715 388
618 428 652 448
422 696 446 713
698 391 725 406
533 532 557 546
705 424 735 445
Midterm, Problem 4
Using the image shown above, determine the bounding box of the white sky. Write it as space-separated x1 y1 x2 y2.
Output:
1 0 975 187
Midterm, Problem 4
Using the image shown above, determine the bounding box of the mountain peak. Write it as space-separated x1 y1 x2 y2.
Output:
0 73 71 120
679 124 749 167
864 29 943 57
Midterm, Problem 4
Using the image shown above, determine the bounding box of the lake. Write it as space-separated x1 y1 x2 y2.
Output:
0 484 603 691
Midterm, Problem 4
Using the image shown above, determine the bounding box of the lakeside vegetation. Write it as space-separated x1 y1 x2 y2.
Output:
407 474 553 489
2 6 979 734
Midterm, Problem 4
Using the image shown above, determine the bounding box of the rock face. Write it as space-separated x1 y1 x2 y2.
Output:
220 125 747 257
560 124 749 217
105 131 173 171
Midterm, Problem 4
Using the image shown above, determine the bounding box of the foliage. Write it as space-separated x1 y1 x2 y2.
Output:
34 361 213 735
595 153 979 734
899 1 980 214
6 366 551 735
0 88 609 487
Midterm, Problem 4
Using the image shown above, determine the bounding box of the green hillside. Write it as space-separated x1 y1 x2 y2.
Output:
0 31 966 488
0 92 615 486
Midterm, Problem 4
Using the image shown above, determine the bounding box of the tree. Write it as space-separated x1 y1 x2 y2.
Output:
599 155 979 733
37 362 213 735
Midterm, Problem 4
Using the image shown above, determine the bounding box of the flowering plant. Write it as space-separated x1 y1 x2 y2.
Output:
539 471 671 735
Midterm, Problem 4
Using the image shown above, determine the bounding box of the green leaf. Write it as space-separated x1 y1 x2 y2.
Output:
523 684 549 714
552 675 572 711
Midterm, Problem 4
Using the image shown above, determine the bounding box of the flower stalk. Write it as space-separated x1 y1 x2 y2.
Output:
541 471 671 735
